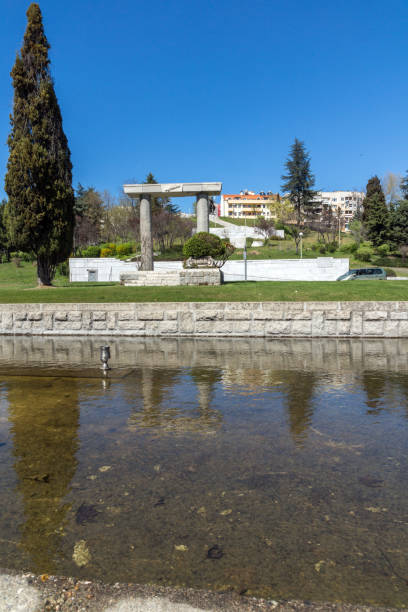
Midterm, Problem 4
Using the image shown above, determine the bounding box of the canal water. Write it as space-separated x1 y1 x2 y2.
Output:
0 337 408 607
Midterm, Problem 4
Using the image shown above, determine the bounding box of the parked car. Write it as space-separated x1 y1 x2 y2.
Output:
337 268 387 281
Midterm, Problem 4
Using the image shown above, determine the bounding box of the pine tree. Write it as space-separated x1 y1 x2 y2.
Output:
4 4 74 286
281 139 317 253
362 176 385 223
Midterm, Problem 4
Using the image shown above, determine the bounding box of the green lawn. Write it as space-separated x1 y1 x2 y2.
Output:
0 262 406 303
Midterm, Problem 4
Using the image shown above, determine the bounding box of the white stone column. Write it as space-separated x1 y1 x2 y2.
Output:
140 195 153 271
196 193 209 233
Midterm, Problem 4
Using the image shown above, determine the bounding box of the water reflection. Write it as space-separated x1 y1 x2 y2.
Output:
128 367 223 433
0 337 408 606
8 377 79 573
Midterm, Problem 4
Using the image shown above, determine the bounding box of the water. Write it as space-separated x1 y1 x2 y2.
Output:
0 337 408 607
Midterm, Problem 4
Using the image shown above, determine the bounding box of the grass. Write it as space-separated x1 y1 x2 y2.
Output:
0 261 407 303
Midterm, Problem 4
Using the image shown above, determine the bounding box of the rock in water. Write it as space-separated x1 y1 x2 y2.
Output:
73 540 91 567
75 503 99 525
207 545 223 559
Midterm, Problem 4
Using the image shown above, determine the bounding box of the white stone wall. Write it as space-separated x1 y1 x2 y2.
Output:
120 269 221 286
70 257 348 282
69 258 139 282
0 302 407 337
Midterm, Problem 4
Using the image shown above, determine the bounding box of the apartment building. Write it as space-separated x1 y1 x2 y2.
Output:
219 190 278 219
313 191 365 229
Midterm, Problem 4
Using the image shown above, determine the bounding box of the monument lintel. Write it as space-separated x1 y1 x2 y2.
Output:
123 182 222 198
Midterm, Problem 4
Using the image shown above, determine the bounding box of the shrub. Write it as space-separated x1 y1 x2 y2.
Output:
57 260 69 277
82 245 101 258
12 257 21 268
376 243 390 257
100 243 117 257
327 242 337 253
384 267 396 277
100 247 115 258
116 242 134 257
318 244 327 254
183 232 226 259
355 245 374 262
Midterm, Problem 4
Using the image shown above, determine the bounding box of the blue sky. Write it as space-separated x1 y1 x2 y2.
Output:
1 0 407 211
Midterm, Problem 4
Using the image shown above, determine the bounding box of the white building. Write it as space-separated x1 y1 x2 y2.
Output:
219 190 278 219
313 191 365 230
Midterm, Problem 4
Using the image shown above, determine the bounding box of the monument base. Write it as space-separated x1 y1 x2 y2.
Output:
120 269 222 287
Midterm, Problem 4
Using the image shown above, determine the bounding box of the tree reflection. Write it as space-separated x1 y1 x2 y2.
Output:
361 371 387 414
8 376 79 573
281 371 317 443
128 367 222 434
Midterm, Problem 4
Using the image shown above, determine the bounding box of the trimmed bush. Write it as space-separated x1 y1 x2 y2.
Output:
183 232 226 259
384 267 396 277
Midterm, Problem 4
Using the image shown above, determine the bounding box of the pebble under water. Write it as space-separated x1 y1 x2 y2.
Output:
0 336 408 607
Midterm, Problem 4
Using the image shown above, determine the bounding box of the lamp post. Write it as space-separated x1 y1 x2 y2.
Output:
299 232 303 259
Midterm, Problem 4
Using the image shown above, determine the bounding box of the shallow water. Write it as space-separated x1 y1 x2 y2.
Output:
1 337 408 606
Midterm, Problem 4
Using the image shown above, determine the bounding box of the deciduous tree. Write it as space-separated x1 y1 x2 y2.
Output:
4 4 74 285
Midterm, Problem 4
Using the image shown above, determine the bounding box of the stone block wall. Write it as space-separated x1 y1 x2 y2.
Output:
120 269 221 286
0 301 407 336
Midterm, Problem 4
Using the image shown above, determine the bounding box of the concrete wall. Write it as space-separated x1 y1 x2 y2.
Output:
70 257 349 282
69 258 139 282
0 301 407 337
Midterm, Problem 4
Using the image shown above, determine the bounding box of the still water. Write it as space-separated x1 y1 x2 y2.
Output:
1 337 408 606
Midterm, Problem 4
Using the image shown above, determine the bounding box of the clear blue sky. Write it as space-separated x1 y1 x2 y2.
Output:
1 0 407 211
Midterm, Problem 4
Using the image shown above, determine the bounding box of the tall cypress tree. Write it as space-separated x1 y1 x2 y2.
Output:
362 176 385 223
362 176 389 246
5 4 74 286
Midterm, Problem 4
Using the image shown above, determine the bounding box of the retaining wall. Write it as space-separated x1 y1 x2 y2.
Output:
70 257 349 282
0 302 407 337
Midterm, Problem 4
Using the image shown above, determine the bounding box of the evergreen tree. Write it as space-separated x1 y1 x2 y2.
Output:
362 176 385 223
361 176 389 245
4 4 74 286
281 139 317 253
365 193 390 246
400 171 408 201
0 200 12 261
390 200 408 248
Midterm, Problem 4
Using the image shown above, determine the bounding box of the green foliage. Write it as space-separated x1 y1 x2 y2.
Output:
4 4 75 286
384 267 396 277
56 260 69 277
81 245 101 258
364 192 390 246
281 138 317 229
390 200 408 248
183 232 226 259
339 242 358 254
376 243 391 257
116 243 134 257
327 242 337 253
100 244 116 257
355 245 374 262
